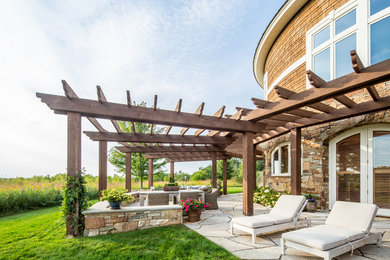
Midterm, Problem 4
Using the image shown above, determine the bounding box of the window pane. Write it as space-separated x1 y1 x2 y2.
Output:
273 150 279 175
314 48 330 81
335 33 356 78
370 0 390 15
336 134 360 202
373 131 390 209
335 9 356 35
313 26 330 48
371 16 390 65
281 145 289 174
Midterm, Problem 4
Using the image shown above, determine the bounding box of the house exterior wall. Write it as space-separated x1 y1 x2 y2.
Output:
258 0 390 209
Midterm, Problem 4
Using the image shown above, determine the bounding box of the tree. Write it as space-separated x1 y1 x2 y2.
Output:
108 102 167 189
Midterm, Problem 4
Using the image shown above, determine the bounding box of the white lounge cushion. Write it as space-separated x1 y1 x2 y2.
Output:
326 201 378 233
233 214 292 229
308 225 365 242
282 226 349 251
270 195 306 219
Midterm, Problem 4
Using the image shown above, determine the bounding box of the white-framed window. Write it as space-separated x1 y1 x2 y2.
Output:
306 0 390 87
271 142 290 176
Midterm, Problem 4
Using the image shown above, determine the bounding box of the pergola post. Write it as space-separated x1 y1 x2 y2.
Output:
253 149 257 190
148 158 153 188
67 112 81 236
211 154 217 188
222 159 227 195
170 162 174 181
290 128 301 195
98 141 107 197
125 153 131 192
242 132 254 216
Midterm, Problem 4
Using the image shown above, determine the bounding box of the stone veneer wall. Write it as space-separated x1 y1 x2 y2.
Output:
83 204 182 237
259 110 390 210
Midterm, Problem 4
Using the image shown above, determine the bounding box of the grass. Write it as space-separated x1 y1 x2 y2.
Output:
0 207 238 260
226 186 243 194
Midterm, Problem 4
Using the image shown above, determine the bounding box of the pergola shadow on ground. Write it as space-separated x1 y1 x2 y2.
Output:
186 193 390 260
37 51 390 235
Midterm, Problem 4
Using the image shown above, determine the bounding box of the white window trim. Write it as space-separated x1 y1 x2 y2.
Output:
271 142 291 176
306 0 390 89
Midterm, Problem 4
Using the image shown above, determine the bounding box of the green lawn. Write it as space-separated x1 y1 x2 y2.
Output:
226 186 242 194
0 207 237 260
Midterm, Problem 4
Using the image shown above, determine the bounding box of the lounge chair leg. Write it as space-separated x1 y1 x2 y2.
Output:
377 233 382 247
252 231 256 244
280 238 285 255
230 223 234 235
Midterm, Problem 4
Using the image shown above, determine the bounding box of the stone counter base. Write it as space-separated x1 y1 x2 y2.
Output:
83 204 183 237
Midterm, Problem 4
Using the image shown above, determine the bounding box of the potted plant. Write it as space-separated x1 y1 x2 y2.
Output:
101 188 134 209
305 193 318 212
179 198 211 222
163 177 179 191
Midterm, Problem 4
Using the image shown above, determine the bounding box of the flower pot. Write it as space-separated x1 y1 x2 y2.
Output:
163 186 180 191
109 201 121 209
306 201 317 212
187 208 202 222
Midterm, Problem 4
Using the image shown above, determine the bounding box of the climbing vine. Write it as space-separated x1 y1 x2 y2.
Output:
61 173 88 236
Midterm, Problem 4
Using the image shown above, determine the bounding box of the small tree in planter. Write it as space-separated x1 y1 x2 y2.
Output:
305 193 318 212
179 198 211 222
101 188 134 209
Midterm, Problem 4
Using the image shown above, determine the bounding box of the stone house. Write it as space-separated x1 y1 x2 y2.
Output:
253 0 390 216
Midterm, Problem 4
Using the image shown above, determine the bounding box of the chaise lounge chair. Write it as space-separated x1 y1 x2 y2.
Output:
281 201 382 260
231 195 310 244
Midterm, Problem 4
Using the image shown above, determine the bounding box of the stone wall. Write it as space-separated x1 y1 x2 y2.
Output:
83 203 182 237
259 110 390 210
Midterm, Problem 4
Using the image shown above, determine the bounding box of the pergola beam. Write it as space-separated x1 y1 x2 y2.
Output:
84 131 235 145
116 145 224 153
142 151 227 159
37 93 265 133
246 58 390 121
167 156 231 162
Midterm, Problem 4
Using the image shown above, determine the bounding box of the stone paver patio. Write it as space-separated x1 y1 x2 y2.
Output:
185 193 390 260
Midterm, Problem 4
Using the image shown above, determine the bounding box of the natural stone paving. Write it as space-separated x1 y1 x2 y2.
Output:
184 193 390 260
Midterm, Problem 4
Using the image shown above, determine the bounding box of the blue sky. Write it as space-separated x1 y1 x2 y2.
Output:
0 0 285 178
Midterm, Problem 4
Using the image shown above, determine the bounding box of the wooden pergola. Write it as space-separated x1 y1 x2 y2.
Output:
37 51 390 235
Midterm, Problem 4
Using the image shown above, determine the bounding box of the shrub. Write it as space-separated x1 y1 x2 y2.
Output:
101 188 133 202
253 186 289 207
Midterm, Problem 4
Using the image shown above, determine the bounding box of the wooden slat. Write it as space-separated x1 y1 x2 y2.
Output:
180 102 204 136
84 131 235 145
255 95 390 144
116 145 224 153
195 105 225 136
351 50 364 73
367 86 380 101
334 95 356 108
143 151 227 159
165 99 182 135
167 156 231 162
96 85 122 133
246 59 390 121
37 93 265 133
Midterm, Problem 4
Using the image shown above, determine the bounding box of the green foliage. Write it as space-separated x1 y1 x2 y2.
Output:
253 186 288 207
108 102 167 189
179 198 211 212
101 188 134 203
0 207 238 259
165 178 178 186
61 173 88 236
305 193 318 202
191 165 212 180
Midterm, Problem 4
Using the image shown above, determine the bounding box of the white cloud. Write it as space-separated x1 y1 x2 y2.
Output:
0 0 283 177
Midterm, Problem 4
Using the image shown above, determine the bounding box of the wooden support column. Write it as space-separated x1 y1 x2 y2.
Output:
148 158 153 188
253 148 257 190
98 141 107 197
222 159 227 195
170 162 175 181
212 154 217 188
125 153 131 192
67 112 81 236
290 128 302 195
242 132 254 216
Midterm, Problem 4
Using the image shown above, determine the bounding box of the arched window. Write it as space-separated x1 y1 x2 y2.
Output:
271 143 290 176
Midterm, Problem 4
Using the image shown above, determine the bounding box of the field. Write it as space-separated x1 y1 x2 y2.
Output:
0 206 238 259
0 176 242 215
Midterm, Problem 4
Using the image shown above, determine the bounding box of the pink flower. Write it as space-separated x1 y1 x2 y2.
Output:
183 203 186 206
185 208 188 212
180 200 184 202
